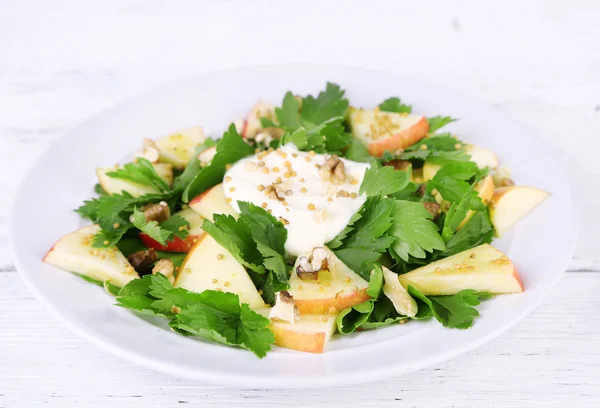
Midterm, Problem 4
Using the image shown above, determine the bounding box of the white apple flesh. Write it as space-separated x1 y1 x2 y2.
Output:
43 225 138 287
399 244 524 295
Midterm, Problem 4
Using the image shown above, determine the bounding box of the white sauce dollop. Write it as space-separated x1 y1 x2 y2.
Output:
223 144 369 255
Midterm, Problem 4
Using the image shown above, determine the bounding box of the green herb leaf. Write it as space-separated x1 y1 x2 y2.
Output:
360 164 410 197
131 208 171 245
329 196 396 279
407 286 490 329
367 264 384 299
301 82 349 126
427 116 457 133
172 138 217 191
116 275 274 357
275 92 301 129
107 158 170 192
379 97 412 114
389 200 445 261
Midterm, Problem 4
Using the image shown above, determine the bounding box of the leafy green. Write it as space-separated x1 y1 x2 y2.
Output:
172 138 217 191
106 158 170 192
329 197 395 279
94 183 108 196
407 286 491 329
300 82 349 126
336 301 374 334
275 92 301 129
182 124 254 202
389 201 445 261
439 211 494 258
378 97 412 114
131 208 189 246
270 83 352 153
116 274 274 357
427 116 457 133
344 139 375 163
360 164 410 197
201 201 289 304
366 264 384 299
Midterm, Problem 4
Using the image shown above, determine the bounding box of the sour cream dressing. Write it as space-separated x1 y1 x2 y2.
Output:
223 144 370 255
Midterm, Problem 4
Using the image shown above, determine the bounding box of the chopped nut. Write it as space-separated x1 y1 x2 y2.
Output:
319 155 346 184
152 258 175 283
141 202 170 223
296 247 329 281
384 159 411 171
128 248 158 276
133 138 160 163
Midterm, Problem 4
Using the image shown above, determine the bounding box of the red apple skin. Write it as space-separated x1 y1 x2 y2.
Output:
139 233 202 253
189 188 209 206
241 120 249 138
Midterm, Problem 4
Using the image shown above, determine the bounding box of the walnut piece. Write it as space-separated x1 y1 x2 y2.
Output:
142 201 170 223
296 247 329 281
152 258 175 284
128 248 158 276
133 138 160 163
384 159 411 171
319 155 346 184
269 290 299 323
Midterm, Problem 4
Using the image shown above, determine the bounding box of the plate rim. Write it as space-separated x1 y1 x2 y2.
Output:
9 63 580 388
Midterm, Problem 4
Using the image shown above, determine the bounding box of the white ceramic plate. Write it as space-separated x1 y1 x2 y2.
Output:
10 65 578 388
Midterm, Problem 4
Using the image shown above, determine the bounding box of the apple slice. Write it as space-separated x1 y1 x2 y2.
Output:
268 313 337 354
97 163 173 197
489 186 550 237
156 126 206 168
189 184 237 221
458 175 495 229
43 225 138 287
174 234 266 310
466 145 499 170
242 101 276 139
348 108 429 157
422 161 441 182
381 266 418 317
288 247 370 315
139 208 206 252
399 244 524 295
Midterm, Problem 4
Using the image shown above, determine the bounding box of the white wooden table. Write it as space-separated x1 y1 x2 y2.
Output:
1 1 599 406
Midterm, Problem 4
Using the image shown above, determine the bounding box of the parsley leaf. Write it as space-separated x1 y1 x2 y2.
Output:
407 286 491 329
182 124 254 202
427 116 457 133
131 208 190 245
75 199 100 222
379 97 412 114
275 92 301 129
107 158 170 192
389 201 445 261
360 164 410 197
116 274 274 357
300 82 349 126
172 138 217 191
439 211 494 258
202 201 289 304
329 196 395 279
366 264 384 299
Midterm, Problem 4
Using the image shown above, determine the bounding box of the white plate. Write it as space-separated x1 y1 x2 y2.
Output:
10 65 578 388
